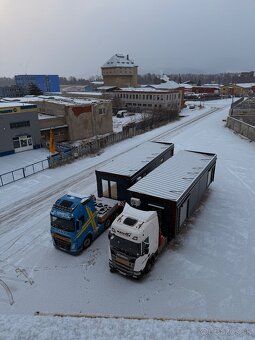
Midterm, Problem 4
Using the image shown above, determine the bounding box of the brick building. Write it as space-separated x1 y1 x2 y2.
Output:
101 54 138 88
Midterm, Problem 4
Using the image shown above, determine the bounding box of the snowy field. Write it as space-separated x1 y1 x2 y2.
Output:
1 98 255 338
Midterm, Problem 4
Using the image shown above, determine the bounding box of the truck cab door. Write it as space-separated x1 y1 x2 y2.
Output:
75 220 82 231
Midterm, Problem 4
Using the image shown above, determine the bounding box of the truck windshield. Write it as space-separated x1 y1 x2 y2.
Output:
110 234 141 257
51 216 75 232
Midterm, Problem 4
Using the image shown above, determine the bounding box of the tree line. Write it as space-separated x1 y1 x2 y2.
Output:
1 71 254 88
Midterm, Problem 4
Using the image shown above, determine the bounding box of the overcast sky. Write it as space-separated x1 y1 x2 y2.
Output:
0 0 255 78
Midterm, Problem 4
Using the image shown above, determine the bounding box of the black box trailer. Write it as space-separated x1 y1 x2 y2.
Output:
127 150 217 240
96 141 174 201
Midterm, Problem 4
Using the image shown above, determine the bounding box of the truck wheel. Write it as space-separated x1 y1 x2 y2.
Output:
104 219 111 230
144 259 152 274
83 235 92 249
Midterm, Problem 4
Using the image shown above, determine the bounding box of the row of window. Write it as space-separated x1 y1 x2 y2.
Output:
126 103 176 108
103 69 133 75
116 93 180 101
10 121 30 129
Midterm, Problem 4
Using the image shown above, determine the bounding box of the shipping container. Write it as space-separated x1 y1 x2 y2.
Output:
127 150 217 240
96 141 174 201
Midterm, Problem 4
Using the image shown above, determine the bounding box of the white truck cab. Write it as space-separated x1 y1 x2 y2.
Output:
108 204 159 278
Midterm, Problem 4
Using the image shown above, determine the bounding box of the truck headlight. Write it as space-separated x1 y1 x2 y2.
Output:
71 243 76 250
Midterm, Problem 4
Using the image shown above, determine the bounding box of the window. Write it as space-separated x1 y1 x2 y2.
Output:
102 180 109 197
12 135 33 151
99 108 105 115
124 217 137 226
110 181 118 199
10 121 30 129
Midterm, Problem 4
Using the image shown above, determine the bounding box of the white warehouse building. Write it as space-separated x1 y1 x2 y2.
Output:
113 86 183 112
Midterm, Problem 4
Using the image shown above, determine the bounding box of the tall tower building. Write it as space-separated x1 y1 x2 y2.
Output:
101 54 138 88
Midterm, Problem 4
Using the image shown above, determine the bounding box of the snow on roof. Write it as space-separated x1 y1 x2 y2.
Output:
117 87 174 93
150 81 181 90
67 92 103 96
236 83 255 89
97 86 119 90
203 84 221 88
3 95 104 106
97 141 173 177
38 113 61 120
122 203 157 223
102 54 136 68
179 83 193 89
0 102 35 108
129 150 216 202
91 81 104 85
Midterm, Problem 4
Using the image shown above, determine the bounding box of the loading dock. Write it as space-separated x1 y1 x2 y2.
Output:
127 150 217 240
96 141 174 201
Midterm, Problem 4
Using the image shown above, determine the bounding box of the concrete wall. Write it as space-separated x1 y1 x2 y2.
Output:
35 100 113 142
66 101 113 141
227 116 255 142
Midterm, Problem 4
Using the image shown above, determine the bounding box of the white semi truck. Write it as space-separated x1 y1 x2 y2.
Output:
108 204 166 278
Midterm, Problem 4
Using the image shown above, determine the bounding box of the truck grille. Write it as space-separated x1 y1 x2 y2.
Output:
52 233 71 251
111 252 135 274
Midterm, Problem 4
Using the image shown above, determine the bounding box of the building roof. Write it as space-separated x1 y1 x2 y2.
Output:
148 81 181 90
116 87 177 93
96 141 173 178
128 150 216 203
1 95 106 106
102 54 136 68
235 83 255 89
0 102 35 108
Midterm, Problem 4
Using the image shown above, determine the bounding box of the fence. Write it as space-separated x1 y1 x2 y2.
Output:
48 111 179 168
0 159 49 187
226 116 255 142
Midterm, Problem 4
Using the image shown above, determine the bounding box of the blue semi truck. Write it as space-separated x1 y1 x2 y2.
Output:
50 193 123 254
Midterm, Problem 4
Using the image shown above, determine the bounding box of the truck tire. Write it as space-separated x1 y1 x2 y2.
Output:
144 259 152 274
83 235 92 249
104 219 111 230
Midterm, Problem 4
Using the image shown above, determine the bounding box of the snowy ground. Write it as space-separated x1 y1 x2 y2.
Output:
1 98 255 338
112 112 148 132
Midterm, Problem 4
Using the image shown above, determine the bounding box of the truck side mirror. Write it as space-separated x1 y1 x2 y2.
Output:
108 232 111 240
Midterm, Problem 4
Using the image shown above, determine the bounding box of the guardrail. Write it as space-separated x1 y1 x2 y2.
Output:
0 159 49 187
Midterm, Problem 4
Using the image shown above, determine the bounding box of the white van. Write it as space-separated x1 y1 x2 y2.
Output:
116 110 128 118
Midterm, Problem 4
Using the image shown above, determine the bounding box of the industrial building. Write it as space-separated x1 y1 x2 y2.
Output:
15 75 60 94
96 141 174 201
128 150 217 240
0 95 113 154
113 87 183 112
0 102 41 156
0 85 23 98
101 54 138 88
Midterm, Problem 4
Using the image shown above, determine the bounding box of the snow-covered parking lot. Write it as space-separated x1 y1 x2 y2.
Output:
0 99 255 338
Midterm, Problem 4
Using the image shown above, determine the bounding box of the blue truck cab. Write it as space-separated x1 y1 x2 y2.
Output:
50 193 122 254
